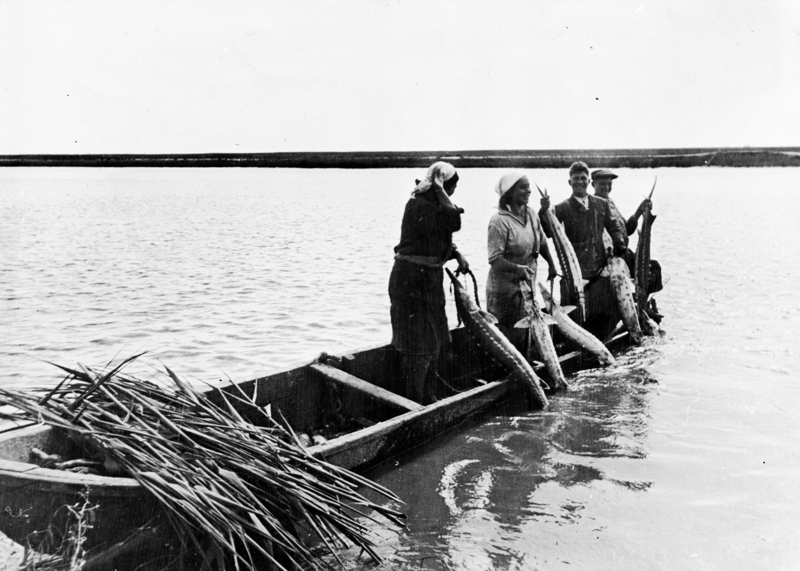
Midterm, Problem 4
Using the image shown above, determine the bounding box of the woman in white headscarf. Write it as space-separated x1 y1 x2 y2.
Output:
486 171 558 352
389 161 469 404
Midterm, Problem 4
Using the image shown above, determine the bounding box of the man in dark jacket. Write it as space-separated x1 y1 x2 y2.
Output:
539 161 627 340
591 168 663 320
591 168 649 273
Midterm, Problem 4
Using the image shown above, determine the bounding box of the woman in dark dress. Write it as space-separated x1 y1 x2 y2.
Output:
388 162 469 404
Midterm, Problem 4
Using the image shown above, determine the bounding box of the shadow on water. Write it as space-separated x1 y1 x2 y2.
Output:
335 341 664 570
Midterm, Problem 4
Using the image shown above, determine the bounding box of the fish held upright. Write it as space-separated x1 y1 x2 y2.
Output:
514 280 570 391
536 184 587 324
446 269 548 408
635 177 659 334
601 256 644 345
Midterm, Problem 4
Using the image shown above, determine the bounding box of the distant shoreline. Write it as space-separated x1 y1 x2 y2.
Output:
1 147 799 168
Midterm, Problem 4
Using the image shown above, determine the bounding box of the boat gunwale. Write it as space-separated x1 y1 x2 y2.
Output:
0 331 631 491
0 379 513 489
306 378 512 459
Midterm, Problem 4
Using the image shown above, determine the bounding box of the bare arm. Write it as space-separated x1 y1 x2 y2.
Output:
453 248 470 273
490 257 533 279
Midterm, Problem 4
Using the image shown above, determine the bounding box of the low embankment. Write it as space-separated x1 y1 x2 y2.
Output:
1 147 799 168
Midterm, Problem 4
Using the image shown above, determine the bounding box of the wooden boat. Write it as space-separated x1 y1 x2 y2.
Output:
0 327 631 552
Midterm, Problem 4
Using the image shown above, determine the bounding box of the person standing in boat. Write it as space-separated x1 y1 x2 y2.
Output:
389 161 469 405
539 161 627 340
590 168 649 273
487 171 558 352
591 168 663 320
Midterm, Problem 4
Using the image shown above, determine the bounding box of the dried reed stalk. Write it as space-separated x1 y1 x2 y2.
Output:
0 359 405 571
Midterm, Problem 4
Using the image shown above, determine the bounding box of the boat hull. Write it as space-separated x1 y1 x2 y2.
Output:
0 424 164 550
0 328 630 552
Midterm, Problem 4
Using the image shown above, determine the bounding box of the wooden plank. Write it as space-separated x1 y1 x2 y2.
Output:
309 363 423 413
205 363 324 432
306 378 517 471
345 346 401 392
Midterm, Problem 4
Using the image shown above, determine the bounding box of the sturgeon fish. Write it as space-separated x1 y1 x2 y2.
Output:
537 185 586 324
445 269 548 408
601 256 644 345
635 177 657 314
538 283 616 366
514 280 570 391
639 308 660 337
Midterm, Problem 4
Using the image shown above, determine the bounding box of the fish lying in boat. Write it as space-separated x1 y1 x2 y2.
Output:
601 255 644 345
537 184 586 323
635 177 658 315
445 269 548 408
514 280 570 390
538 283 616 366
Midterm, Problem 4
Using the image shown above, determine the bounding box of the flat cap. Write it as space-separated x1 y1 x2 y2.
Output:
591 168 618 180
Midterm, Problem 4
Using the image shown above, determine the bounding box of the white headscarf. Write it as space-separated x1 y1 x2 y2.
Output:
412 161 457 196
494 170 526 197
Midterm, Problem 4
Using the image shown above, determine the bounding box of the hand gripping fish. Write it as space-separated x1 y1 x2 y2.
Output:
537 283 616 367
635 177 658 314
601 256 644 345
537 184 587 324
445 269 548 409
514 280 570 390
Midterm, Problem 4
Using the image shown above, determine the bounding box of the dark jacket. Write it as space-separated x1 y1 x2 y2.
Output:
605 197 638 248
540 195 625 278
389 191 462 355
393 192 462 260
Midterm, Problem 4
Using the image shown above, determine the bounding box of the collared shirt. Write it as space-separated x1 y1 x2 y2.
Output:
487 206 545 296
574 195 589 209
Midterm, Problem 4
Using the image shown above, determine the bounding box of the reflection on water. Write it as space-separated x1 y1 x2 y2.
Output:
3 167 800 569
351 342 661 570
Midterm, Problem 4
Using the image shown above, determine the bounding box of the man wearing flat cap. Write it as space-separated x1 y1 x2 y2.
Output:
591 168 663 321
539 161 627 340
591 168 652 274
540 162 626 279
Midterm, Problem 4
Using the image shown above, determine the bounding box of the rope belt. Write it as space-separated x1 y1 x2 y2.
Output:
394 254 445 268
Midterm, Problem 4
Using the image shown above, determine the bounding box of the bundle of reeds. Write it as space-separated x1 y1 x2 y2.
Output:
0 355 405 571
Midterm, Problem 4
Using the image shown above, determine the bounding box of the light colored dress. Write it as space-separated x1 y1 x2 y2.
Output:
486 206 545 348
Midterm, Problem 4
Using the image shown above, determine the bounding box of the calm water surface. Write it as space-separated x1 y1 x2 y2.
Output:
2 167 799 569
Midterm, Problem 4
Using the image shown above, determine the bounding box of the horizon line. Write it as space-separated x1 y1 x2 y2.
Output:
1 146 798 169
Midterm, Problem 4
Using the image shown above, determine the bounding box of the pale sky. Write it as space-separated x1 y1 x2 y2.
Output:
1 0 798 154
